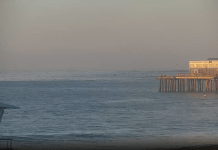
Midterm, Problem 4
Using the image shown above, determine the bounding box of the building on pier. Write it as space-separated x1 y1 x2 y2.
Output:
189 58 218 76
157 58 218 92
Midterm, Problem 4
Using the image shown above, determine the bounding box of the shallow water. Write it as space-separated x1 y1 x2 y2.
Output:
0 70 218 149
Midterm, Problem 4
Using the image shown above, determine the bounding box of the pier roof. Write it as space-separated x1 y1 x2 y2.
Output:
207 58 218 60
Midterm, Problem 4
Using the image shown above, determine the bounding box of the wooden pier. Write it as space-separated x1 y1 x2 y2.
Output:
157 58 218 92
157 74 218 92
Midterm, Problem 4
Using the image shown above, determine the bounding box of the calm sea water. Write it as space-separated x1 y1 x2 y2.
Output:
1 70 218 149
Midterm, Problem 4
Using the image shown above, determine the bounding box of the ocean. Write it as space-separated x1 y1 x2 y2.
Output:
1 70 218 149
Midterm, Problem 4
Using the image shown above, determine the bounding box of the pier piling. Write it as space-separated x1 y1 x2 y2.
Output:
157 75 218 92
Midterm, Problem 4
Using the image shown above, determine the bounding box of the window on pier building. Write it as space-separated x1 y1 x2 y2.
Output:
194 69 198 74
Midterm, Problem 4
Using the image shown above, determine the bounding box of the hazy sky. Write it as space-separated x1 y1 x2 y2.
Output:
0 0 217 71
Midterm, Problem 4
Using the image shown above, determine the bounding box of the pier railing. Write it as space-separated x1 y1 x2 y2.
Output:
176 73 190 77
0 138 13 150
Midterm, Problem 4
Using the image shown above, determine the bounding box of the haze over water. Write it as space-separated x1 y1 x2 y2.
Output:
0 0 218 71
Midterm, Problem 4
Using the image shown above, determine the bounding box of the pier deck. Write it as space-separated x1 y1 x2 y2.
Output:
157 74 218 92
